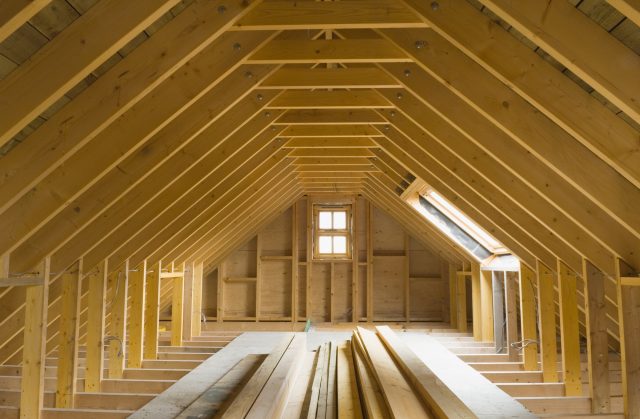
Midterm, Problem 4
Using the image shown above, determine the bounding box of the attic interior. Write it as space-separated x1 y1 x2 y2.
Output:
0 0 639 418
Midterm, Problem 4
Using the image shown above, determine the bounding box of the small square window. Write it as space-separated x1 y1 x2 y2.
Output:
313 205 352 259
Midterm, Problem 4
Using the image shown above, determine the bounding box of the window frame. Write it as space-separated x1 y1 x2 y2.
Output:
313 204 353 260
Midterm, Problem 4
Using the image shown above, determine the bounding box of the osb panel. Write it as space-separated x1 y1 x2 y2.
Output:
223 281 256 318
409 237 442 277
372 207 405 253
333 263 352 322
410 278 445 321
261 208 292 256
260 260 292 317
373 257 404 320
226 238 257 278
310 262 331 322
202 269 217 317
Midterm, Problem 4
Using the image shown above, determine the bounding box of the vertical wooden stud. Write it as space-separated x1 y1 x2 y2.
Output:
217 261 224 323
351 198 358 323
480 269 494 342
366 201 374 322
108 263 128 379
56 260 82 407
537 260 558 382
557 259 582 396
171 272 184 347
306 197 313 320
505 271 519 362
455 269 467 332
292 202 299 323
519 263 539 371
256 234 262 321
616 258 640 417
330 262 335 323
182 262 193 342
404 233 410 322
448 263 458 328
471 262 482 341
583 259 610 413
191 262 203 336
85 260 107 392
143 261 161 360
127 260 146 369
20 257 50 419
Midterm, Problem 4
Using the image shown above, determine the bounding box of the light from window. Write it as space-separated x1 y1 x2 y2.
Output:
313 205 351 259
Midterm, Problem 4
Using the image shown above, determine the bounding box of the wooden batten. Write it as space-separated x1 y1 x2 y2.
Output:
127 261 146 369
518 263 538 371
108 263 128 379
85 260 107 392
471 263 482 341
557 260 582 396
536 261 558 383
143 261 161 360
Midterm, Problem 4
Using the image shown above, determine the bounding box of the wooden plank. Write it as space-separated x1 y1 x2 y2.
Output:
0 0 181 147
337 341 363 419
220 334 294 418
256 234 262 321
536 261 558 383
292 202 298 323
480 270 494 342
0 0 51 44
557 260 582 396
267 90 393 109
19 258 50 419
108 264 128 379
376 326 475 419
143 262 161 360
351 338 389 418
356 327 432 418
55 260 81 408
366 202 374 322
620 276 640 286
302 343 327 419
84 261 107 392
471 263 482 341
518 263 538 371
176 354 265 419
171 274 184 347
0 276 44 287
352 199 359 323
448 264 458 329
126 261 145 369
583 259 611 413
235 0 427 30
246 334 306 419
616 259 640 417
275 109 386 125
504 272 519 362
326 341 338 419
289 149 374 158
478 0 640 124
191 262 203 337
182 262 193 342
606 0 640 26
261 67 401 89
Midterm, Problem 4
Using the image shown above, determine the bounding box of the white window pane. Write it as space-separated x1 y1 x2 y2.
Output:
333 211 347 229
318 211 333 229
318 236 333 253
333 236 347 254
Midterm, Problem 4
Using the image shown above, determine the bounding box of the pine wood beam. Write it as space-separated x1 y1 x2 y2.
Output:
267 90 393 109
0 1 266 213
19 257 50 419
519 263 539 371
456 268 467 332
616 258 640 417
471 262 482 342
235 0 427 30
261 67 401 89
480 269 494 342
0 0 181 146
0 0 51 44
107 263 127 379
477 0 640 125
557 260 582 396
126 261 145 369
143 262 161 360
248 39 410 63
55 260 81 408
171 266 184 347
381 7 640 189
536 261 558 383
282 125 383 138
606 0 640 26
288 149 374 158
505 272 519 362
84 261 107 392
191 262 203 337
583 259 611 413
275 109 386 125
